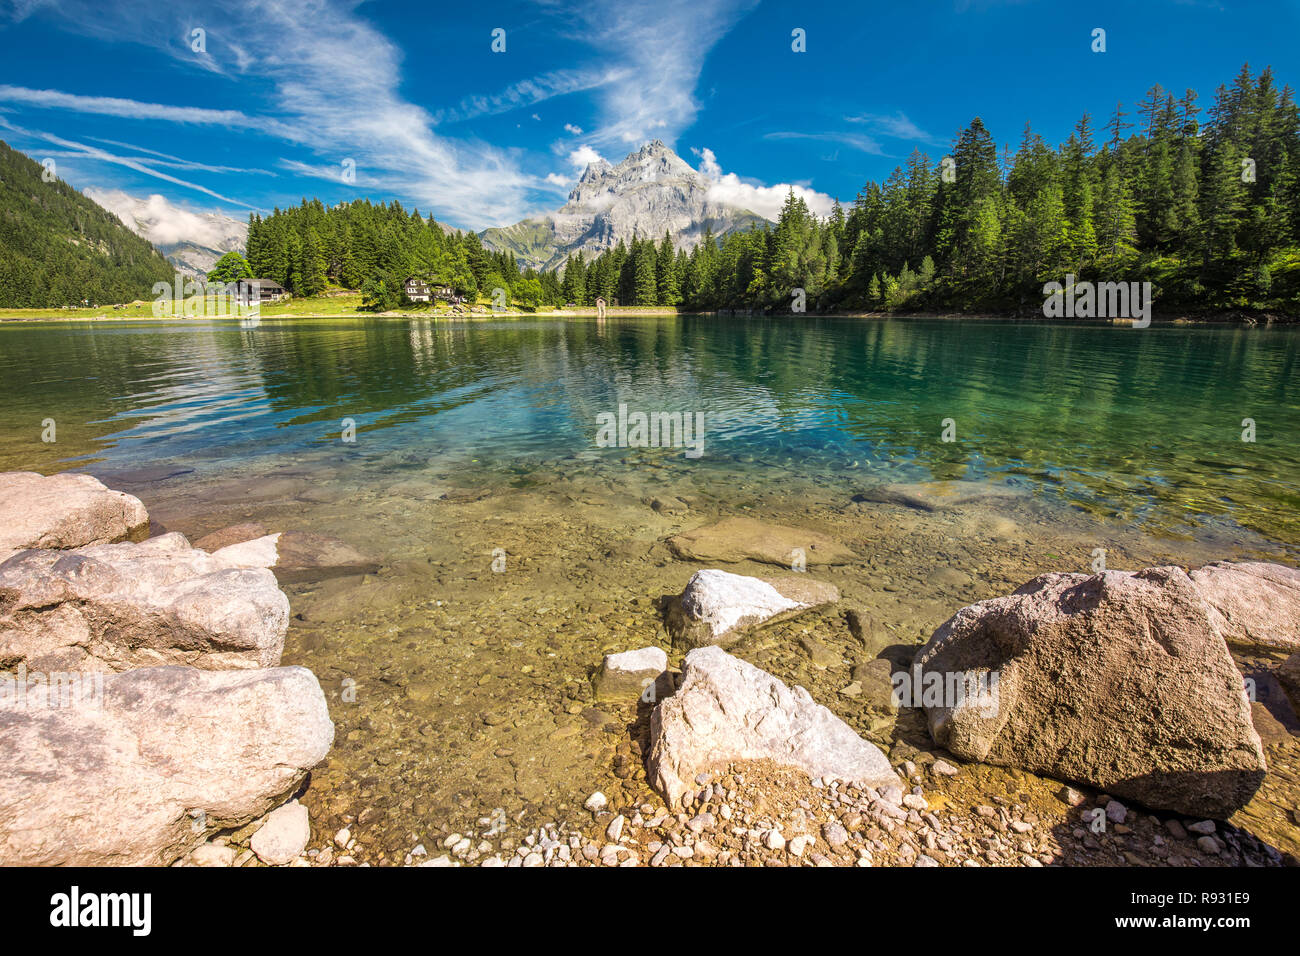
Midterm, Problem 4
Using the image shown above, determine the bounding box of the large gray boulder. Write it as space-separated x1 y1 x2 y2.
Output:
0 665 334 866
0 532 289 672
915 566 1265 818
1189 561 1300 651
666 568 840 648
647 646 899 807
0 471 148 560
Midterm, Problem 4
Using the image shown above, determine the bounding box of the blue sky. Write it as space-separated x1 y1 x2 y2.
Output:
1 0 1297 233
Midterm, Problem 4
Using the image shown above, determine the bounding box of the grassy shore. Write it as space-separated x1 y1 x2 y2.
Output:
0 292 690 321
1 292 1291 324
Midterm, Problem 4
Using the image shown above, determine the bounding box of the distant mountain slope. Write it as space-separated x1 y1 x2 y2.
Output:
0 141 177 307
85 188 247 279
481 140 770 272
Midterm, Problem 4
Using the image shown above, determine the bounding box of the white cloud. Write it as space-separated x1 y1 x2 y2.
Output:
545 172 571 187
564 123 583 135
694 146 835 220
84 187 247 249
568 145 605 169
693 146 722 179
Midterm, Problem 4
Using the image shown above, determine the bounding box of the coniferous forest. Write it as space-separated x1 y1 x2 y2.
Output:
243 64 1300 316
0 141 177 308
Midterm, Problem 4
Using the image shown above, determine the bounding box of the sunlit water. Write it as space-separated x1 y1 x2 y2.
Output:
1 314 1297 860
2 315 1296 544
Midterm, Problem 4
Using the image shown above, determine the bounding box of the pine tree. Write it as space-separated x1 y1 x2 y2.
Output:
633 240 658 305
656 230 680 305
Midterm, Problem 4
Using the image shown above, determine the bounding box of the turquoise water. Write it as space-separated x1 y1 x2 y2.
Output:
4 312 1300 856
0 314 1296 547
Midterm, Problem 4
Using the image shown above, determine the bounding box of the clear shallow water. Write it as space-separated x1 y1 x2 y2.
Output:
0 314 1296 548
3 313 1299 860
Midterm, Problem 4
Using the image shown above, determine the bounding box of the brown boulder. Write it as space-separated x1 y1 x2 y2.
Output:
915 566 1265 818
0 471 148 560
0 665 333 865
850 480 1023 513
1189 561 1300 651
192 521 269 552
0 532 288 672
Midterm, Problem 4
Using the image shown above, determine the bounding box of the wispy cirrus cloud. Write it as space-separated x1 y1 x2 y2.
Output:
846 110 937 143
545 0 760 147
0 116 258 208
764 130 887 155
431 68 626 127
1 0 542 229
0 0 823 229
0 84 265 128
763 110 936 160
84 137 277 176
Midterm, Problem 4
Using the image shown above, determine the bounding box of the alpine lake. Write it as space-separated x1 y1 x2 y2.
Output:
2 313 1297 863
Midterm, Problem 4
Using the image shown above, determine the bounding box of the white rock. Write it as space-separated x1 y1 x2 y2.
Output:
647 647 899 807
188 842 237 867
584 791 607 812
606 815 625 841
211 533 282 570
671 569 806 646
788 835 813 857
594 646 669 701
251 801 311 865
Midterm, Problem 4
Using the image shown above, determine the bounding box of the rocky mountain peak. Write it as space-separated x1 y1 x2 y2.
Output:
482 141 769 273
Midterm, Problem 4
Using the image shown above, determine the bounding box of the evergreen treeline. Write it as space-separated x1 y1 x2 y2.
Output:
573 64 1300 314
244 198 563 310
245 64 1300 315
0 141 177 308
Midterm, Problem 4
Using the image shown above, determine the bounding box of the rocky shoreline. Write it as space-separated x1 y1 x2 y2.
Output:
1 470 1297 867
